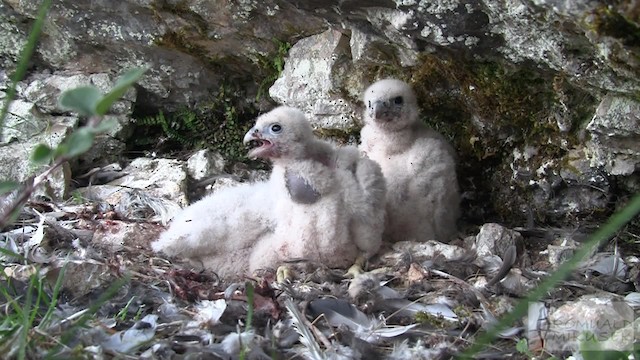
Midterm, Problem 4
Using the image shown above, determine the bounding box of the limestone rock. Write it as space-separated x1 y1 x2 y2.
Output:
77 158 188 224
587 96 640 176
22 73 135 115
1 0 638 228
0 113 78 200
186 149 226 181
1 99 47 144
0 69 144 201
541 295 635 352
269 29 359 130
474 223 523 260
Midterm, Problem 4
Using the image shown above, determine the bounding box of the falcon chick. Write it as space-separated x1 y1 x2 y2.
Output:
360 79 460 243
152 106 386 279
244 106 385 273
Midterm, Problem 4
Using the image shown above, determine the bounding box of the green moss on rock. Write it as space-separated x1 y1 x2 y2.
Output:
407 54 597 225
590 5 640 47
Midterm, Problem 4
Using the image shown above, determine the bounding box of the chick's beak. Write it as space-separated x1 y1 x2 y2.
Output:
243 126 261 145
371 100 389 119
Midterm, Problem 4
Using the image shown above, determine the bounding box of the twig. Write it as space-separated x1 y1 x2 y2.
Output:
0 156 71 228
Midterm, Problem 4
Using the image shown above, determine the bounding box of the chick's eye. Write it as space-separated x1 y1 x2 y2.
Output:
394 96 403 105
270 124 282 133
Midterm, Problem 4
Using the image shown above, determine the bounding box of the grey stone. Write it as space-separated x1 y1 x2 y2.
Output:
1 0 638 228
587 96 640 176
543 295 635 352
186 149 226 181
1 99 46 144
387 240 467 262
474 223 523 259
0 114 78 200
21 73 136 116
270 29 358 130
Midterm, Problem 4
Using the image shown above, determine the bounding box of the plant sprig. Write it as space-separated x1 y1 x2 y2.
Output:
0 67 147 229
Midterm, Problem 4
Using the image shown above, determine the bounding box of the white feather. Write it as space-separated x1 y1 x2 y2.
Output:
285 299 326 360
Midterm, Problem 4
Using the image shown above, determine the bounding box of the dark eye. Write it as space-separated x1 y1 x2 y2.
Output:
271 123 282 133
368 101 372 108
394 96 403 105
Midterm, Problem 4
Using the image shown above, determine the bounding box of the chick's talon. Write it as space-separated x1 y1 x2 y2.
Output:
276 265 294 283
345 255 367 278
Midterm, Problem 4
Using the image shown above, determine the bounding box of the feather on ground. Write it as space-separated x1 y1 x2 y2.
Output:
359 78 460 243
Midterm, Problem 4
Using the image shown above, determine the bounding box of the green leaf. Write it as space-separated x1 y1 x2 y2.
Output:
52 143 69 159
515 338 529 354
31 144 54 164
58 86 102 116
0 180 20 195
95 67 148 116
61 128 95 158
89 117 118 134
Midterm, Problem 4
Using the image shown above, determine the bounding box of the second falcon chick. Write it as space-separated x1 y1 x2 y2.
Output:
244 106 385 273
360 79 460 243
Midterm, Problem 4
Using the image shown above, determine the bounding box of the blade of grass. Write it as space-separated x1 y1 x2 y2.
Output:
17 274 37 360
29 274 45 325
245 282 254 332
0 0 53 136
46 274 131 359
460 193 640 358
0 277 26 327
0 247 27 262
39 263 67 328
0 278 22 353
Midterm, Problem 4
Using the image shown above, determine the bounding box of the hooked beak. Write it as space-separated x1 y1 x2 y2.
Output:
371 100 391 120
243 126 261 145
373 100 387 119
243 126 274 159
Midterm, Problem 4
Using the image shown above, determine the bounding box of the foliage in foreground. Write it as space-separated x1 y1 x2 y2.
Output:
0 4 145 357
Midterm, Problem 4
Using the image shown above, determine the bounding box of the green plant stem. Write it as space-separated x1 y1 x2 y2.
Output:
0 0 53 136
245 282 254 332
18 275 37 360
40 263 67 328
239 282 255 360
460 193 640 358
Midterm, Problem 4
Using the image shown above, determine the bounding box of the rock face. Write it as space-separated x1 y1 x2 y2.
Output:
1 0 638 227
0 71 136 200
269 29 359 130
